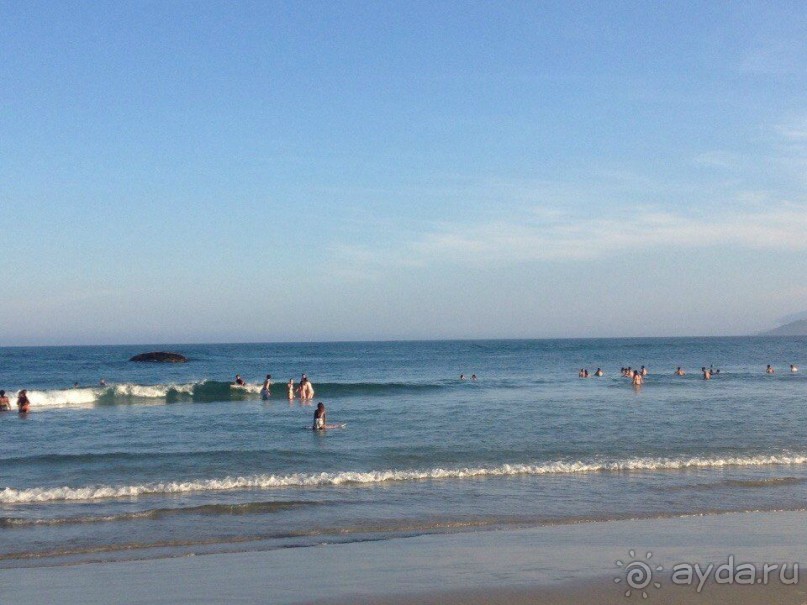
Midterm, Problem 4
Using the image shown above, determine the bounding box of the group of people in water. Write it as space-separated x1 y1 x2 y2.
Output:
234 373 316 401
4 362 800 419
233 373 329 429
575 364 799 385
0 389 30 414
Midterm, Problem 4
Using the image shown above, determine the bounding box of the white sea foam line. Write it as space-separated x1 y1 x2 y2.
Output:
3 455 807 504
113 383 196 398
230 383 263 394
22 383 203 408
25 388 104 408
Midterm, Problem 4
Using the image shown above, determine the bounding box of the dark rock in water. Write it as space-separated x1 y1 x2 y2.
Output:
129 351 188 363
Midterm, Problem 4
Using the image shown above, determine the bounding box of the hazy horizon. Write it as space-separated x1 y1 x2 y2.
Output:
3 330 804 349
2 2 805 346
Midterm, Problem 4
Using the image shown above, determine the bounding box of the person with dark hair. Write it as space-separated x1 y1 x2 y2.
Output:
17 390 30 414
261 375 272 399
0 390 10 411
313 402 326 430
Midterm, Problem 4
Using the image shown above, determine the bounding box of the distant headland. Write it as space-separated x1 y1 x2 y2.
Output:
760 319 807 336
129 351 188 363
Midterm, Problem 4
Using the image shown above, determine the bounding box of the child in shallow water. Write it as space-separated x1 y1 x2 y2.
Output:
313 402 326 430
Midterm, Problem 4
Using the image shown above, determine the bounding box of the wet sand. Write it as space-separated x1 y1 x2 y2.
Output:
314 579 807 605
2 510 806 604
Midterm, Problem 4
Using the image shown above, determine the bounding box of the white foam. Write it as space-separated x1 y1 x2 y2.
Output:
113 383 196 398
19 382 201 408
25 388 104 408
230 383 262 394
3 454 807 504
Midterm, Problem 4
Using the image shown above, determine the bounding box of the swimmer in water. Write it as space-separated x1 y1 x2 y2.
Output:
790 364 798 373
460 374 465 380
17 390 30 413
287 379 295 400
313 402 326 430
632 371 643 386
234 374 246 386
261 374 272 396
0 390 10 411
702 367 711 380
299 377 314 400
766 365 775 374
675 367 685 376
471 374 477 381
99 378 107 387
594 368 603 377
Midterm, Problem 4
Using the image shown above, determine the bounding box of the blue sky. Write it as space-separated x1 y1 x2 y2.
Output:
1 1 805 345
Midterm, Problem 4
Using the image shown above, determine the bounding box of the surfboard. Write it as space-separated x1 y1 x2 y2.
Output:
306 423 346 430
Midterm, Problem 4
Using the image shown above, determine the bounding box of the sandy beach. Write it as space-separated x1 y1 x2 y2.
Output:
2 510 806 604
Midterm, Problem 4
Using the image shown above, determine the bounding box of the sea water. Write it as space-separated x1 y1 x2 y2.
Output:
0 338 805 567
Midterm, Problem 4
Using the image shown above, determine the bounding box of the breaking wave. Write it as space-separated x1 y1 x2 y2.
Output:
4 454 807 503
19 380 456 408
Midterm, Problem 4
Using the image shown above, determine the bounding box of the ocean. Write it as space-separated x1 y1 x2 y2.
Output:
1 338 805 568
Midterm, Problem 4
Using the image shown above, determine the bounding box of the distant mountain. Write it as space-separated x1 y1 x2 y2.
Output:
761 319 807 336
778 311 807 325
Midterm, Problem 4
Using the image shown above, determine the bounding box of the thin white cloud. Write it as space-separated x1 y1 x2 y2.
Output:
777 125 807 141
740 38 806 76
692 151 744 170
422 204 807 262
329 202 807 277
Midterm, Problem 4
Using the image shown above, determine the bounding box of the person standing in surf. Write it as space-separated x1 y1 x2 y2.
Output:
0 390 10 411
17 389 30 413
300 376 314 400
261 375 272 399
313 402 326 430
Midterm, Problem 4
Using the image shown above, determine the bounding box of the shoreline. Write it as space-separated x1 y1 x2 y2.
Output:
2 510 807 604
4 506 807 570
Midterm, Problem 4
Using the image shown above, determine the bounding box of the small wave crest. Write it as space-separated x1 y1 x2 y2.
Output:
4 454 807 504
22 381 263 408
24 387 107 408
18 380 456 408
0 501 315 528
